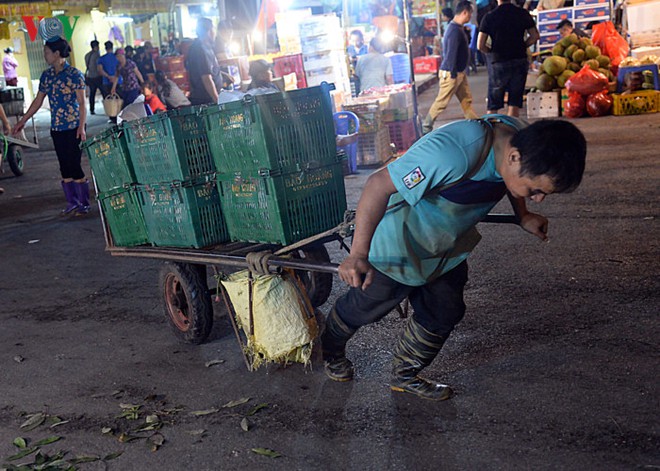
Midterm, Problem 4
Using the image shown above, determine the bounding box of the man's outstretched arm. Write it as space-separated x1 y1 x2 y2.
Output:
340 168 397 289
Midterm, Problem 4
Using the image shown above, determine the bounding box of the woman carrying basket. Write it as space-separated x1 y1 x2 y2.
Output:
13 36 89 215
111 48 144 109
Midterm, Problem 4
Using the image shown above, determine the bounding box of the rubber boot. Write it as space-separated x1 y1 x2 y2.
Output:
74 180 90 215
61 181 80 215
321 308 357 382
390 318 453 401
422 115 434 135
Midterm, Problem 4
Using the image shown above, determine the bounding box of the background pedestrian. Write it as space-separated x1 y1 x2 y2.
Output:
84 40 102 115
2 47 19 86
13 37 88 216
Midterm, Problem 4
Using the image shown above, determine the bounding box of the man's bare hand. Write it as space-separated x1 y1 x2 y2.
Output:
520 212 549 241
338 255 374 290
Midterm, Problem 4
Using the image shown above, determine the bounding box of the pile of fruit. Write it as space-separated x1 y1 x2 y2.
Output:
534 33 614 92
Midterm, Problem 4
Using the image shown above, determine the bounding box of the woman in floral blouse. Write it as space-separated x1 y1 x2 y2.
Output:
14 37 89 215
111 48 144 109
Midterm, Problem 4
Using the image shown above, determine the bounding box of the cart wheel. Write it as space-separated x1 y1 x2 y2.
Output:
293 245 333 308
159 262 212 344
7 144 24 177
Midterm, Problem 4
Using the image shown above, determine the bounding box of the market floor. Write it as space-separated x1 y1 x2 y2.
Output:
0 75 658 470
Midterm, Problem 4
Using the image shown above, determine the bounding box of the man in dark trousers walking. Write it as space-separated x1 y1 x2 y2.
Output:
186 17 221 105
84 40 102 115
477 0 539 117
422 1 479 134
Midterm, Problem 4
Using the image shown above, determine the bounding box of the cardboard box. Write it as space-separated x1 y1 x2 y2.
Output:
573 4 610 20
537 7 573 24
526 91 561 118
574 0 608 6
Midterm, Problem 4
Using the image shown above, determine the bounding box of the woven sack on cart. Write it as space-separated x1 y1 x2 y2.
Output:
221 269 319 370
103 93 123 117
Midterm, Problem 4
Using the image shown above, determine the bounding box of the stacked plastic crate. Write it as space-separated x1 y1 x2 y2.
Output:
299 15 351 96
388 53 412 84
273 54 307 89
81 127 149 247
379 85 417 152
83 107 229 248
343 95 392 167
202 83 347 245
157 56 189 93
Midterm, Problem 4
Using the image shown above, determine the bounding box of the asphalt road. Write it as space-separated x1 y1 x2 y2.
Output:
0 74 658 470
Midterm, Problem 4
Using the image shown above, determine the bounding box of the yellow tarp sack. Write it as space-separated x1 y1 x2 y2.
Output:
221 270 319 370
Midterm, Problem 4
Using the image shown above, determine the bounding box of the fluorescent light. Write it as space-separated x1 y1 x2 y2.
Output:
105 15 133 24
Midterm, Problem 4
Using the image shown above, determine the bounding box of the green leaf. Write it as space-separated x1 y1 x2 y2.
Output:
20 413 45 431
222 397 251 408
12 437 27 449
68 455 100 464
246 403 269 416
240 418 250 432
189 408 219 416
251 448 282 458
145 414 159 424
6 446 38 461
102 451 123 461
33 436 61 447
118 403 141 409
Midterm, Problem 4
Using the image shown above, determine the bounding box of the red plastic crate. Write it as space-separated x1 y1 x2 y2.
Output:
386 119 417 152
413 56 441 74
273 53 307 88
157 56 185 73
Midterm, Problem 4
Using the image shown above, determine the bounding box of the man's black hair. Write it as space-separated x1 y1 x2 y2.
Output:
512 120 586 193
441 7 454 19
455 0 473 14
104 41 113 51
556 19 573 30
90 40 99 48
350 29 364 39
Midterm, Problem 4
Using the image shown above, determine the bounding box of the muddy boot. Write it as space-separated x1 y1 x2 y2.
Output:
390 318 453 401
60 181 80 215
321 308 357 382
74 180 91 215
422 115 434 135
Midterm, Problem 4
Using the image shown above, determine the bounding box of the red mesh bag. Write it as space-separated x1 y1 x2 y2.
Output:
565 65 609 96
563 92 586 118
586 91 613 117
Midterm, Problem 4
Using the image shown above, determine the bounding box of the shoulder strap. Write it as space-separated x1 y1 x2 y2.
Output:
386 118 494 211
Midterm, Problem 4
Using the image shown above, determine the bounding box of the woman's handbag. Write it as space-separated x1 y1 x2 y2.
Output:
103 93 123 117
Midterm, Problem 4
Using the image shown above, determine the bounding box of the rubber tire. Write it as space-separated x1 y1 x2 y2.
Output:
159 262 212 344
293 245 333 308
7 144 23 176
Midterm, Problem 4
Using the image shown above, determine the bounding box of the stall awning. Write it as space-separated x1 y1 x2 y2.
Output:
0 2 51 18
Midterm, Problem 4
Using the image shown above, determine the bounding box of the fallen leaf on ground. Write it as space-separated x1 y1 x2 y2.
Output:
246 403 268 416
101 427 113 434
222 398 251 408
147 433 165 452
20 413 45 431
251 447 282 458
189 408 219 416
68 455 100 464
12 437 27 448
240 418 250 432
13 355 24 363
204 359 225 367
33 436 61 446
103 451 123 461
6 446 38 461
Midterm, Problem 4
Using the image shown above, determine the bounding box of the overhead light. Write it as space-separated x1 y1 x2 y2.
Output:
105 15 133 24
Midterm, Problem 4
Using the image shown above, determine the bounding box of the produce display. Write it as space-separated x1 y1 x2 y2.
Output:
534 34 614 93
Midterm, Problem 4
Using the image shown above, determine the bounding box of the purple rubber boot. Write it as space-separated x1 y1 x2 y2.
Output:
74 180 91 215
61 181 80 215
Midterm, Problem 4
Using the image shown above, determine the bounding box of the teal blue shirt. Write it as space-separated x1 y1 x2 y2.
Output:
369 115 527 286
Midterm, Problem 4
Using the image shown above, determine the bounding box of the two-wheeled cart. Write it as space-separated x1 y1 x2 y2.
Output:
0 133 39 177
102 209 357 352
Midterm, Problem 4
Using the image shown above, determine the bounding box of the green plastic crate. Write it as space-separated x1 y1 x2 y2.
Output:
124 106 216 184
203 83 336 175
216 162 347 245
99 188 149 247
82 126 136 192
137 179 229 248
